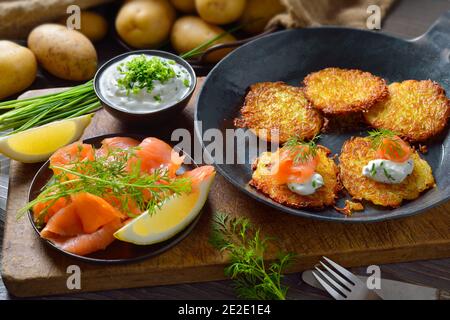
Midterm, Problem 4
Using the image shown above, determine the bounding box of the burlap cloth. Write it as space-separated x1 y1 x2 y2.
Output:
0 0 396 39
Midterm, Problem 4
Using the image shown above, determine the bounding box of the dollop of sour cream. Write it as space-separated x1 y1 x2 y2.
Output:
287 173 324 196
99 55 191 113
362 159 414 184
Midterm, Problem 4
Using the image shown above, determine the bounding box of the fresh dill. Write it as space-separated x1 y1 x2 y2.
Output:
19 147 192 222
368 129 397 150
284 135 320 164
210 212 295 300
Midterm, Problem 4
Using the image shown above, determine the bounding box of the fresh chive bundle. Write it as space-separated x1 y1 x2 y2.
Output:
0 80 100 135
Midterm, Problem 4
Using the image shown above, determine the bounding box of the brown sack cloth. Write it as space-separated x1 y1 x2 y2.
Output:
0 0 396 39
0 0 111 39
270 0 396 29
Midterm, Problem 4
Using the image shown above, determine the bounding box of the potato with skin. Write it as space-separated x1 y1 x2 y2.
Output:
74 11 108 42
27 24 97 81
0 41 37 99
195 0 246 25
240 0 284 34
171 16 236 63
116 0 176 49
170 0 196 13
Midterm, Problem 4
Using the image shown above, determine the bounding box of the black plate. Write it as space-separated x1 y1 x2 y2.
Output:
195 11 450 223
27 134 201 264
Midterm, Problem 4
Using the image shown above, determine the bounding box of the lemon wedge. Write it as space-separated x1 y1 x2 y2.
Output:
0 114 93 163
114 171 215 245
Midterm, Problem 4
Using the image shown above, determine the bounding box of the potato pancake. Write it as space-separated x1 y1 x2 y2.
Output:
364 80 450 142
234 82 323 143
339 137 435 208
250 147 340 209
303 68 388 114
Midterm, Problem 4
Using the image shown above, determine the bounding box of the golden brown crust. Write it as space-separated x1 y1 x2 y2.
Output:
334 200 364 216
339 137 435 208
303 68 389 115
249 146 341 209
234 82 323 143
364 80 450 142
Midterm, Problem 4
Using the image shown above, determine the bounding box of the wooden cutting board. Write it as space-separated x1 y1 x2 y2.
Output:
2 79 450 297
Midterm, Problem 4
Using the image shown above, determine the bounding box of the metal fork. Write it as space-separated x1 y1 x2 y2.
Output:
312 257 383 300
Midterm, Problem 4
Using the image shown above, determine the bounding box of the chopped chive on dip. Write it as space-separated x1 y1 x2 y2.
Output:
117 55 177 95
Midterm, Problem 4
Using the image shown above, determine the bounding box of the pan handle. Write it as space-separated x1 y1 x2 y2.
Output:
411 10 450 48
189 26 278 65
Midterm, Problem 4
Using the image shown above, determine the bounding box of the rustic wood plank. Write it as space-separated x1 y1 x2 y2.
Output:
2 77 450 298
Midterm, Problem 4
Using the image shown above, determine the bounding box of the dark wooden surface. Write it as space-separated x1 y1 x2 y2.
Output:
1 0 450 300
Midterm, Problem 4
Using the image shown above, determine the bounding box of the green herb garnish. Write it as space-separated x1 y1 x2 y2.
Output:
368 129 397 150
0 81 100 135
284 135 320 164
210 212 295 300
383 168 395 181
183 79 190 88
117 55 176 95
154 95 162 102
370 163 377 176
19 147 192 221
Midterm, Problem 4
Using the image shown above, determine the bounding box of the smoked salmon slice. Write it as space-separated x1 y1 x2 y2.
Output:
128 137 184 177
72 193 125 234
40 203 83 238
48 219 124 256
97 137 140 157
180 165 215 192
33 196 69 223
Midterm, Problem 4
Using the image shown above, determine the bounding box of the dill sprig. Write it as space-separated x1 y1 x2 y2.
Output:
284 135 320 164
210 212 295 300
19 147 191 223
368 129 398 150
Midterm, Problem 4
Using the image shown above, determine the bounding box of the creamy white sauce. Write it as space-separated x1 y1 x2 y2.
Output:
99 55 191 113
287 173 324 196
362 158 414 184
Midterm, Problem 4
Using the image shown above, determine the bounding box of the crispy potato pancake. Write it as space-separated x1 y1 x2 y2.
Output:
303 68 388 114
250 147 340 209
339 137 435 208
234 82 323 143
364 80 450 142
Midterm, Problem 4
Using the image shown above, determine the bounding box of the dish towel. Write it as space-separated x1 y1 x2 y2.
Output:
270 0 396 29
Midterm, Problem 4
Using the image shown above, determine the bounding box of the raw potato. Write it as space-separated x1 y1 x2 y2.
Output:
195 0 246 25
170 0 196 13
240 0 284 34
171 16 236 63
116 0 176 48
76 11 108 42
28 24 97 81
0 41 37 99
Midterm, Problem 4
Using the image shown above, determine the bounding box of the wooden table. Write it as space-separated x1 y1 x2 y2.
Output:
1 0 450 300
